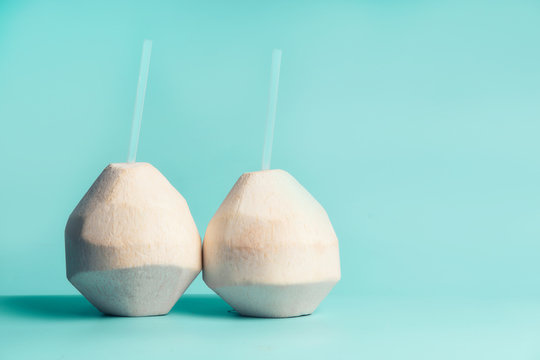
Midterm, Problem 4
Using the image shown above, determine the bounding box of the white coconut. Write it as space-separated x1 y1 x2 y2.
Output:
203 169 340 318
65 162 201 316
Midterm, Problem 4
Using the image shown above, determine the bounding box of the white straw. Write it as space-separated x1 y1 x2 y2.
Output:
127 40 153 163
261 49 282 170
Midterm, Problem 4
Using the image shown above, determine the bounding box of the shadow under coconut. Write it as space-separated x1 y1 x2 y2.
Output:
0 295 102 320
0 294 281 320
171 294 239 318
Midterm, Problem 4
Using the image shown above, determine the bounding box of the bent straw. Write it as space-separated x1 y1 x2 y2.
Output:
261 49 282 170
127 39 153 163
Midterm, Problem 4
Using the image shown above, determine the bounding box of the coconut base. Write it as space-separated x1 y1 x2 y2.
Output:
69 265 199 317
212 281 338 318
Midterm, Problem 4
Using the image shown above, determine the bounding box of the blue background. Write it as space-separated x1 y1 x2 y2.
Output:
2 0 540 358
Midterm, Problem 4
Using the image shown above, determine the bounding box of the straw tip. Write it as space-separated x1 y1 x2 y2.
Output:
143 39 153 49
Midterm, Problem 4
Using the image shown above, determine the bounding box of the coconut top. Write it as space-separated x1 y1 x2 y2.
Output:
203 169 340 286
65 162 201 274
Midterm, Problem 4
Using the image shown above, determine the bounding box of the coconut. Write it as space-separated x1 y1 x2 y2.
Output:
65 162 201 316
203 169 340 318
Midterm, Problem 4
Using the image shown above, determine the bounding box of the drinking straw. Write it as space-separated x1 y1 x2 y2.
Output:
127 40 153 163
261 49 282 170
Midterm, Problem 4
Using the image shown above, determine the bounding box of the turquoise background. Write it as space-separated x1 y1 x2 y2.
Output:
2 0 540 358
3 0 540 298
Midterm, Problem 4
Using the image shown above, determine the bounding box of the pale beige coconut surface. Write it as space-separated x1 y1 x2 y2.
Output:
203 169 340 318
65 162 201 316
